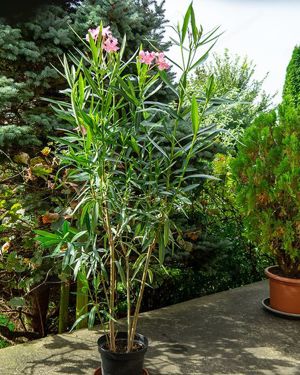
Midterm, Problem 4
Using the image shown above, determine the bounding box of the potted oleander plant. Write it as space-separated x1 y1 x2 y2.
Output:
36 4 222 374
231 105 300 316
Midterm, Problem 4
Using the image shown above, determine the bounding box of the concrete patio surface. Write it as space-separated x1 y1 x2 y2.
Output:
0 280 299 375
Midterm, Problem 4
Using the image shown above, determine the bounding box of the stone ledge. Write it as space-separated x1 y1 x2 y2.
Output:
0 281 299 374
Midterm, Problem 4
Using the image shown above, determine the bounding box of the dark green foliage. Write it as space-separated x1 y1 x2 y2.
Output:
283 46 300 108
0 1 73 23
0 0 168 152
231 106 300 276
141 241 268 311
0 314 14 348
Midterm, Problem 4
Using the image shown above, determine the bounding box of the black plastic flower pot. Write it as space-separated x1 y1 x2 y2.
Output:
97 332 148 375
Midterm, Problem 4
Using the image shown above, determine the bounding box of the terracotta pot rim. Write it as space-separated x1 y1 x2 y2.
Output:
265 265 300 285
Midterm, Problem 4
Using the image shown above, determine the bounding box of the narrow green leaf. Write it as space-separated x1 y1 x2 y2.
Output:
115 261 126 285
206 74 215 100
34 230 60 239
182 183 200 192
183 174 220 181
88 306 97 329
191 95 199 136
164 221 169 247
159 70 179 97
78 74 85 106
70 312 90 332
120 34 127 59
71 231 87 243
190 5 198 44
181 4 192 43
147 269 153 284
147 136 169 159
158 233 166 264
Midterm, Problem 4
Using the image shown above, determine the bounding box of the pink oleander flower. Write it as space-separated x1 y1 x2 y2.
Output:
157 60 170 71
103 37 119 53
102 26 112 38
85 26 100 42
86 25 112 42
155 52 170 71
139 50 156 65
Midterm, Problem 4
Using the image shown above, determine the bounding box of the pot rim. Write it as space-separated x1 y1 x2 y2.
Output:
265 265 300 285
98 331 148 358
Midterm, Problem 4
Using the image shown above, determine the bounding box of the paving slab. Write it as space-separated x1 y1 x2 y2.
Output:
0 280 299 375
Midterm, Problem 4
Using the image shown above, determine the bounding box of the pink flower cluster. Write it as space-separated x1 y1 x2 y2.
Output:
85 25 119 53
139 50 170 71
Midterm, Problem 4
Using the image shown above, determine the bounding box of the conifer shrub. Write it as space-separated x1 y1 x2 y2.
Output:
231 106 300 276
283 46 300 108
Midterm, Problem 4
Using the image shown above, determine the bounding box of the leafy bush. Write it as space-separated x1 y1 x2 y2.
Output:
0 314 14 349
188 50 274 150
231 106 300 276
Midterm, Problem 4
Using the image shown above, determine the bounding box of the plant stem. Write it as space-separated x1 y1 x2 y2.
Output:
128 239 156 350
125 254 131 352
103 202 116 352
58 273 70 333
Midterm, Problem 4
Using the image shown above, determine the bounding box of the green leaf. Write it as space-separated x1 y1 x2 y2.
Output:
120 34 127 59
183 174 220 181
182 183 200 192
147 136 169 159
158 233 166 264
159 70 179 97
78 73 85 106
71 231 87 243
190 5 198 44
63 54 72 87
181 4 192 43
70 312 90 332
34 230 60 239
164 220 169 247
88 306 97 329
130 136 140 154
147 269 153 283
206 74 215 100
191 95 199 136
115 261 126 285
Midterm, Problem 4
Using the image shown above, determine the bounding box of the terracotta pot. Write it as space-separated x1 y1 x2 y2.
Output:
265 266 300 314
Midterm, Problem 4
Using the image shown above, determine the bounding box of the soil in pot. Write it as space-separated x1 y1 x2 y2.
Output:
265 266 300 314
97 332 148 375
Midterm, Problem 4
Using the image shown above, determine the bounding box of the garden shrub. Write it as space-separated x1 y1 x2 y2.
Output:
283 46 300 108
231 106 300 276
0 314 14 348
188 49 273 151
